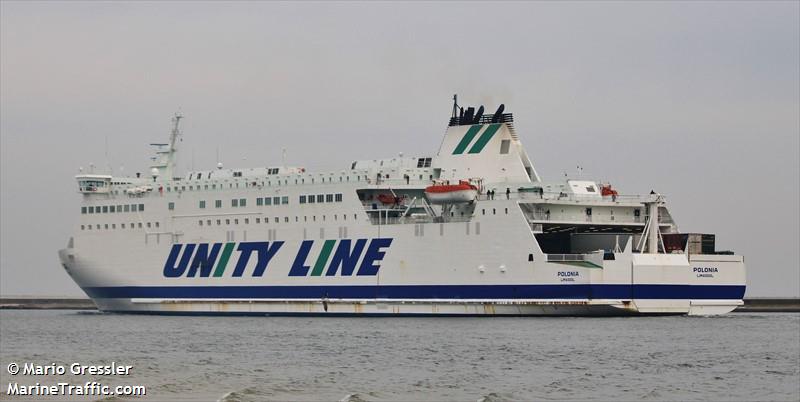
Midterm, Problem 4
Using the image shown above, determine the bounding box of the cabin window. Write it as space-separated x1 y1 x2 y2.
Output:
215 200 222 208
199 220 203 226
274 217 279 223
124 205 130 212
232 199 238 207
81 225 85 230
335 193 343 202
299 195 307 204
102 206 108 213
207 220 211 226
505 208 508 214
245 218 250 224
239 198 246 207
146 222 151 228
257 197 263 206
307 195 315 204
121 223 125 229
264 197 272 206
234 219 239 225
317 194 324 203
226 219 230 225
155 222 159 228
493 208 496 215
273 197 281 205
256 218 261 224
500 140 510 154
216 219 221 225
199 201 206 209
138 204 144 211
168 202 175 210
81 207 87 214
326 194 333 203
282 196 289 204
284 217 289 223
109 206 115 213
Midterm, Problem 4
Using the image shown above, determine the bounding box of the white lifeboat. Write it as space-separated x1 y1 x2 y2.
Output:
424 180 478 204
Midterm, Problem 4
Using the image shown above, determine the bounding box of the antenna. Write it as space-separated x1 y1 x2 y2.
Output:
451 94 459 118
282 148 287 168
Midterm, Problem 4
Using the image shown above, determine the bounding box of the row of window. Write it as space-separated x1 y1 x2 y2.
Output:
81 204 144 214
163 176 367 194
299 193 343 204
199 214 358 226
81 221 159 230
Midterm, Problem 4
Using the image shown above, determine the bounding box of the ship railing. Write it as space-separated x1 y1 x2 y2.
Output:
476 191 655 204
368 215 471 225
449 113 514 127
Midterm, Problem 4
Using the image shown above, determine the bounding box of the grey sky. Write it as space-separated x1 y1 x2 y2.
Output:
1 1 798 297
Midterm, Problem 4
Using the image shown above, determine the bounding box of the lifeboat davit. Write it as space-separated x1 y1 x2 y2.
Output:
425 180 478 204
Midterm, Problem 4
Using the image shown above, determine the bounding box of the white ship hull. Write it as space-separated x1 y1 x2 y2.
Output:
60 105 746 316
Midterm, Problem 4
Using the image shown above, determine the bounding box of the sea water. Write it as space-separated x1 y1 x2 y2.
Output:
0 310 798 401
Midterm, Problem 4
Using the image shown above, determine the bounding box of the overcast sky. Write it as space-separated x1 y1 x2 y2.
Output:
1 1 798 297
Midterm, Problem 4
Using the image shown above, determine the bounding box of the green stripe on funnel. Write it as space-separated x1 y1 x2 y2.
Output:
468 123 501 154
452 125 483 154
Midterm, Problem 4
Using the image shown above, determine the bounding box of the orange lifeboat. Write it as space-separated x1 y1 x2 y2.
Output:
425 180 478 204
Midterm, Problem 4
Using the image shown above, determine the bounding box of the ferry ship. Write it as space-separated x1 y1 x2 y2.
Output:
58 98 746 316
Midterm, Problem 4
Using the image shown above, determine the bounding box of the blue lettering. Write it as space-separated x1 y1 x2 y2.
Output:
163 244 195 278
289 240 315 276
326 239 367 276
187 243 222 277
357 238 393 276
252 241 284 277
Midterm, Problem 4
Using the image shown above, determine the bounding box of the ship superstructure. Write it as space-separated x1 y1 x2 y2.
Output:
59 99 746 315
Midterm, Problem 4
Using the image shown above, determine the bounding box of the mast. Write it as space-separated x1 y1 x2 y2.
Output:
149 112 183 181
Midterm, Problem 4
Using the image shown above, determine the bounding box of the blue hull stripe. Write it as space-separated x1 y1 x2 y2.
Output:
83 284 746 300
